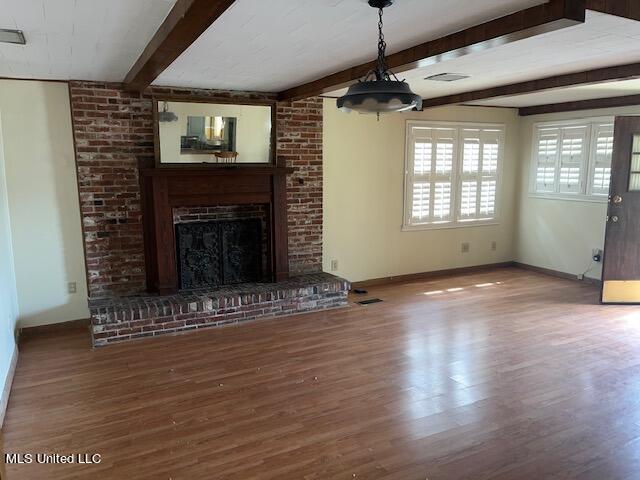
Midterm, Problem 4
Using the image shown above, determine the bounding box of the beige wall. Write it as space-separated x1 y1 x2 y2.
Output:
323 99 520 283
0 80 88 327
515 106 640 282
159 101 272 163
1 82 630 331
0 112 19 410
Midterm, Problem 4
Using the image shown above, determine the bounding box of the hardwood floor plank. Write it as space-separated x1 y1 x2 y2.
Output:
2 268 640 479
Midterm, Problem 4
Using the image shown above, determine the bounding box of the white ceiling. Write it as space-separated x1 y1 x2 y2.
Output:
327 11 640 103
1 0 640 111
470 79 640 108
0 0 175 81
154 0 545 91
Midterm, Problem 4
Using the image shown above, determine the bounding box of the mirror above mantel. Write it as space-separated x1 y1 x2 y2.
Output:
154 98 275 165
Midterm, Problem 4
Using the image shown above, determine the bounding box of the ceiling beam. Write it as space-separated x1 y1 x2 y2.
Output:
519 93 640 116
123 0 236 91
586 0 640 21
277 0 586 101
421 62 640 109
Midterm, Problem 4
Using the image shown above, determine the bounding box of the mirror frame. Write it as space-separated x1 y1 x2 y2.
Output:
152 95 277 168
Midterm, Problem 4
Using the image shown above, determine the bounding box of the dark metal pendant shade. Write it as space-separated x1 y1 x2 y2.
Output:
337 0 422 115
337 80 422 113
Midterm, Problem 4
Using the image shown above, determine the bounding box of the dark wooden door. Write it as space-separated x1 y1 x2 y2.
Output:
602 116 640 303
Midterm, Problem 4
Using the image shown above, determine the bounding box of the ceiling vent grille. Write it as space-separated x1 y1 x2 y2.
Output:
425 73 469 82
0 29 25 45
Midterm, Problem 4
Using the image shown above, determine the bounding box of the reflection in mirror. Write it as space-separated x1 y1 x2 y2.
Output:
158 101 272 164
182 116 236 153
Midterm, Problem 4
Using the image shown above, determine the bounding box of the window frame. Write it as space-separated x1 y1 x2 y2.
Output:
528 116 614 203
403 120 505 232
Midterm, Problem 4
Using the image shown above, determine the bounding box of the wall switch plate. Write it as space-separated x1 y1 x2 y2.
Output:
68 282 77 294
461 242 470 253
330 259 339 271
491 241 497 251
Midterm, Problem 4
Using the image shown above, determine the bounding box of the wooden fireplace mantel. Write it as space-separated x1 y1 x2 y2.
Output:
140 164 294 294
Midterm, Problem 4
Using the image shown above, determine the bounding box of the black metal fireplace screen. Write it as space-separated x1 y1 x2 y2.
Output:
175 219 262 290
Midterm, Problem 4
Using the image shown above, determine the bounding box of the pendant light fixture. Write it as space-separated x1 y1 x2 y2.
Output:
337 0 422 115
158 101 178 122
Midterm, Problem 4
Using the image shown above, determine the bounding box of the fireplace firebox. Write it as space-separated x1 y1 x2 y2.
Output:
141 165 292 294
176 219 262 290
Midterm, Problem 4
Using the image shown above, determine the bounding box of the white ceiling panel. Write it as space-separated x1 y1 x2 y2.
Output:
155 0 545 91
469 79 640 108
0 0 176 81
327 12 640 103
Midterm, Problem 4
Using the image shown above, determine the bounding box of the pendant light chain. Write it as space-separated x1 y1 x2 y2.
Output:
336 0 422 114
376 8 388 80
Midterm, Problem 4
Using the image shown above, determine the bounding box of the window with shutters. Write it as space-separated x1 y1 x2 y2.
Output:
404 122 504 230
530 118 613 201
588 123 614 196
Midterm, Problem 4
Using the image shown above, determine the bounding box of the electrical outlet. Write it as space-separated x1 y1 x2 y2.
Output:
592 248 603 262
68 282 77 294
491 241 497 252
330 259 339 271
461 242 470 254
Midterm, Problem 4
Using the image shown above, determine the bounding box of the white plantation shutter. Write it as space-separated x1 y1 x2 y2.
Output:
412 182 430 220
480 180 497 216
534 128 560 193
531 119 613 200
462 140 480 173
479 131 500 218
460 181 477 217
435 140 454 174
482 141 499 174
433 182 452 220
457 129 501 221
406 127 438 225
431 130 456 222
458 133 481 220
405 122 502 229
408 130 433 223
588 124 614 196
413 141 432 175
558 126 587 194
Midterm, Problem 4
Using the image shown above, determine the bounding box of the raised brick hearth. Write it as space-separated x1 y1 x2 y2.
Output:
90 273 349 346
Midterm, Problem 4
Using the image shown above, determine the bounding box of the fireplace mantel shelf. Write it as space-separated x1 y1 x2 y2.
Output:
141 165 294 177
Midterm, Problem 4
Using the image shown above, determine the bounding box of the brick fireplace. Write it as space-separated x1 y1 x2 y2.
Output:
68 82 349 346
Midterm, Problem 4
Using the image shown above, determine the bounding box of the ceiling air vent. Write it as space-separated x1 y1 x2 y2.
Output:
0 29 25 45
425 73 469 82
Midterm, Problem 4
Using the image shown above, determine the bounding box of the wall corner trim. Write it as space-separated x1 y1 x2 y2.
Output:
0 343 18 429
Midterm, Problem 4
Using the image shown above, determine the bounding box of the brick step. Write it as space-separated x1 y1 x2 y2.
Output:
89 273 349 346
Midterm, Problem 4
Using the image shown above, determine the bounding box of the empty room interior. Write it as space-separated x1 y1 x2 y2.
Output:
3 0 640 478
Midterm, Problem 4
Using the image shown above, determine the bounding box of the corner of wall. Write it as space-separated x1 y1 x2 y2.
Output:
0 108 20 429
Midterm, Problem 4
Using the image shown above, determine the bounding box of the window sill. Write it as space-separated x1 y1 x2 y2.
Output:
528 193 608 204
402 220 499 232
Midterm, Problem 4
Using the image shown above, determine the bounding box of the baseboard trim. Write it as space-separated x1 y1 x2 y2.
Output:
512 262 602 286
351 262 515 288
18 318 90 344
0 344 18 430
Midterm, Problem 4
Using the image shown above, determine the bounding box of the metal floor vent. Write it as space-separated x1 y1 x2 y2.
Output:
357 298 384 305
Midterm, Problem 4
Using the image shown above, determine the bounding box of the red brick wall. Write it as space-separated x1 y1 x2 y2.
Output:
69 81 323 298
277 99 323 275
